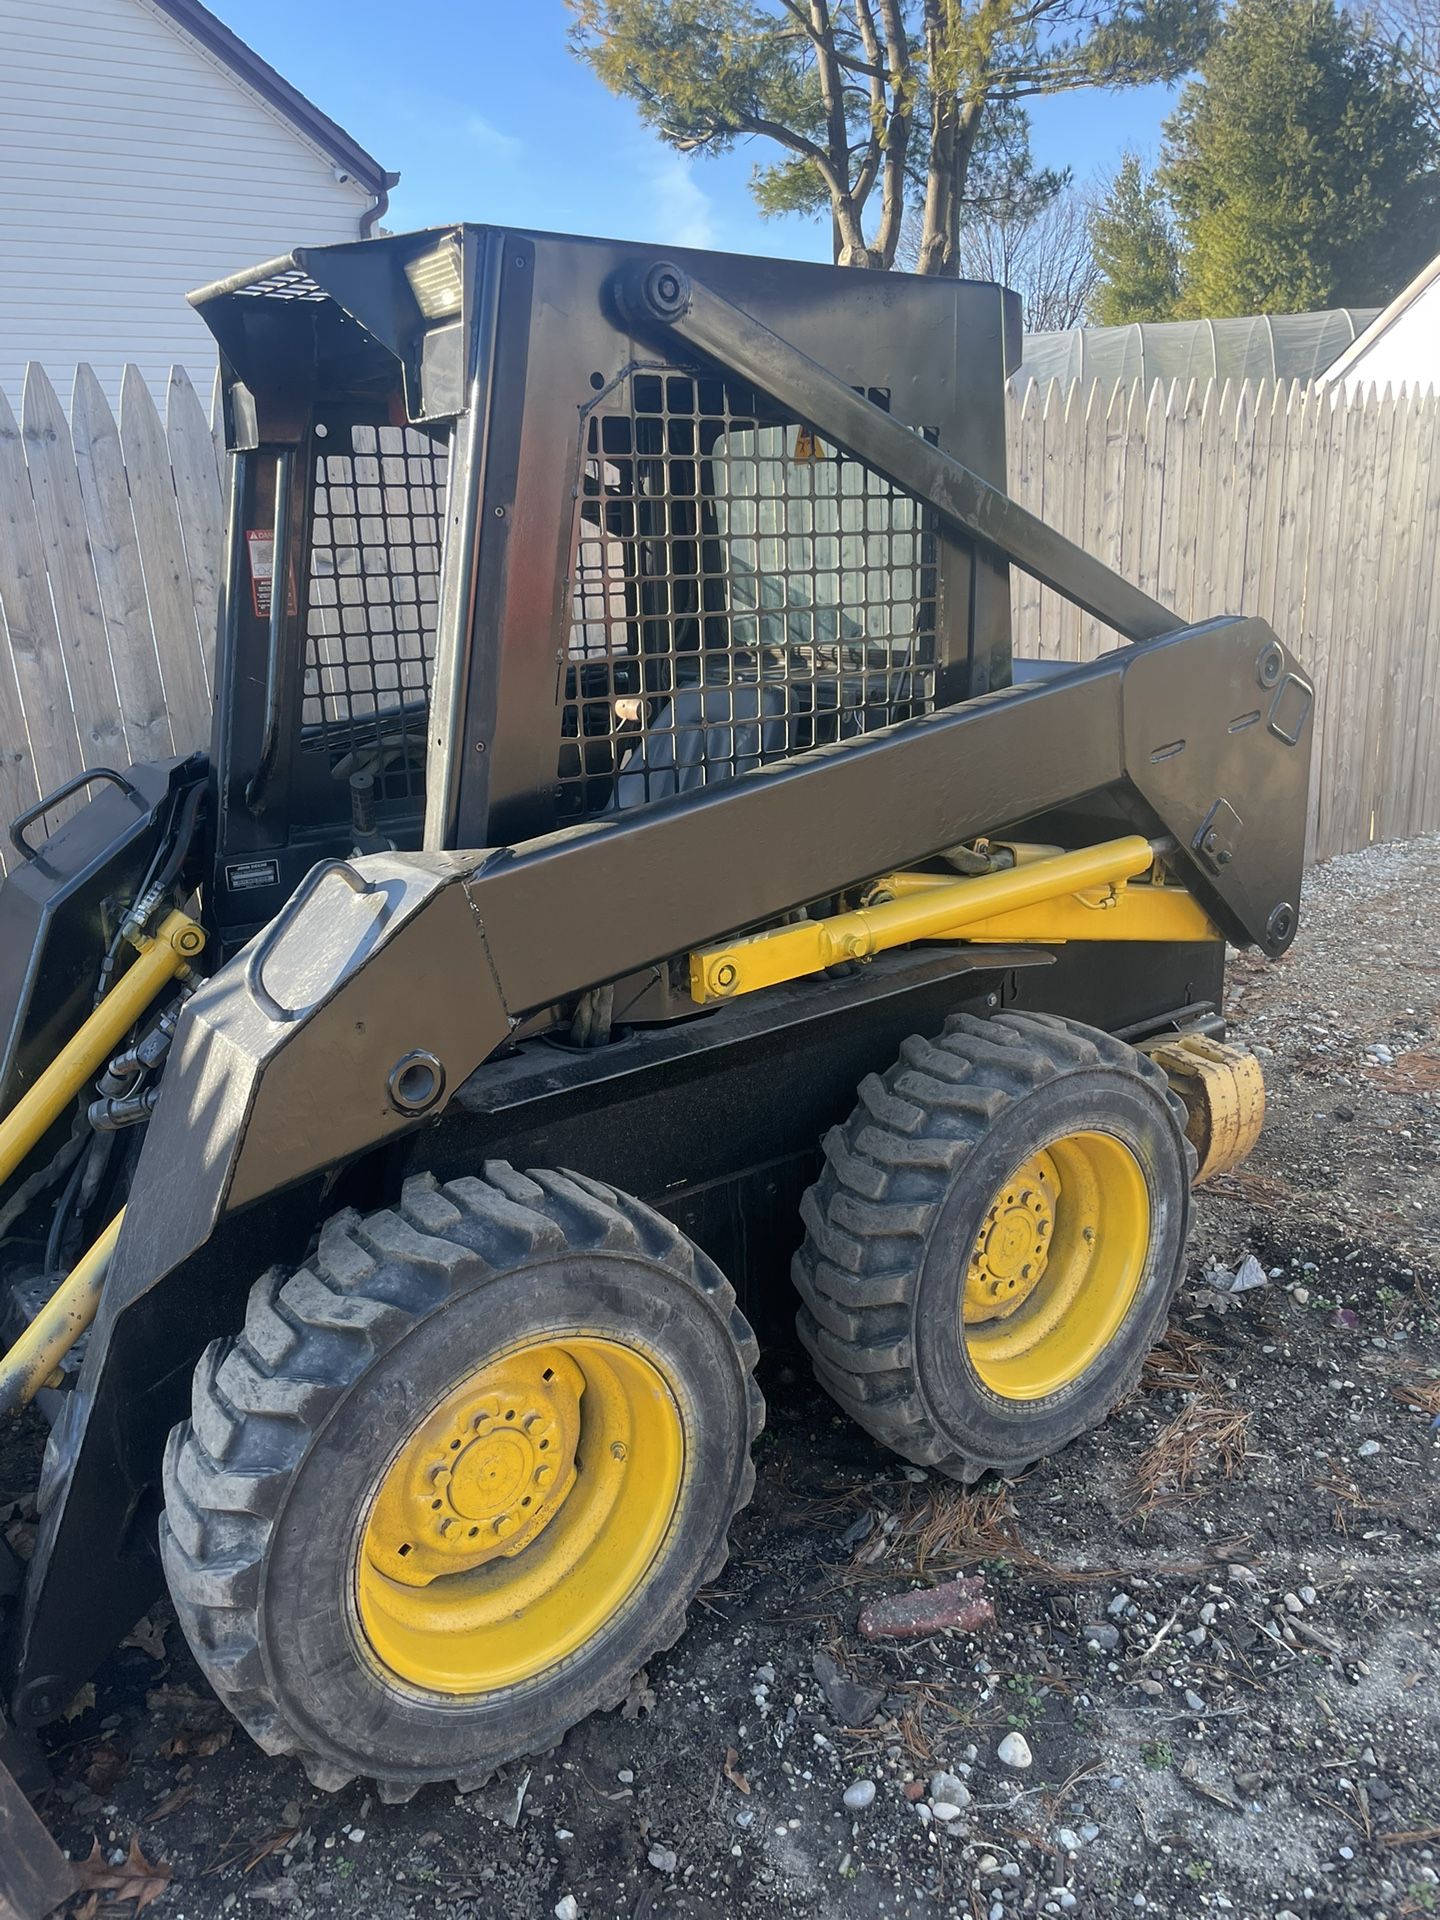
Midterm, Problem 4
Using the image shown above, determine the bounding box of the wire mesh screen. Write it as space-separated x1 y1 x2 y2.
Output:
301 421 448 804
559 372 937 819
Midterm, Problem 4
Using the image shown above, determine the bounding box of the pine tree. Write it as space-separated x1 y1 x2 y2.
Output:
1161 0 1439 315
1089 153 1181 322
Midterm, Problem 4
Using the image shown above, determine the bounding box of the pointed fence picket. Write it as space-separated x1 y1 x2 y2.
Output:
0 367 1436 875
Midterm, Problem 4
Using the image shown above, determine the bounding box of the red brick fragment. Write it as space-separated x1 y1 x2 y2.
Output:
857 1574 995 1642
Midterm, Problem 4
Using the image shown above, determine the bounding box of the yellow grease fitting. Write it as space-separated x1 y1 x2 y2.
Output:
964 1131 1150 1401
0 909 204 1191
689 836 1198 1005
0 1209 124 1417
357 1335 684 1695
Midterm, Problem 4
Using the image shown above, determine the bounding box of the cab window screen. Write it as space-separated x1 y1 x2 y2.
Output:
300 419 448 806
557 372 936 819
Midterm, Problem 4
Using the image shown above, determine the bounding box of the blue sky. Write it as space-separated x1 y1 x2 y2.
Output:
220 0 1179 256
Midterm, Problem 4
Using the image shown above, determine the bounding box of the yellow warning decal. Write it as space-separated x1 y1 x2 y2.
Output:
792 426 827 461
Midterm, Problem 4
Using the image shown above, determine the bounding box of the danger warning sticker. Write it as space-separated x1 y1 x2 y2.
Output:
246 529 275 618
246 530 297 620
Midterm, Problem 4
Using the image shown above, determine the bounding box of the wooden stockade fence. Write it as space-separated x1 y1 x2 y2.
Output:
0 363 223 872
0 367 1436 876
1008 378 1440 866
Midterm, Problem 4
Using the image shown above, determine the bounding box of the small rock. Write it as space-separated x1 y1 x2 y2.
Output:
1107 1592 1131 1618
1292 1286 1311 1305
1057 1827 1082 1851
839 1513 875 1549
931 1801 965 1822
617 1768 634 1784
813 1651 885 1726
555 1900 579 1920
1184 1689 1206 1713
1199 1602 1218 1626
1081 1824 1101 1842
1283 1593 1305 1615
978 1854 1001 1873
647 1846 678 1875
929 1771 970 1807
1085 1623 1121 1651
1357 1438 1382 1458
997 1731 1033 1770
842 1780 876 1812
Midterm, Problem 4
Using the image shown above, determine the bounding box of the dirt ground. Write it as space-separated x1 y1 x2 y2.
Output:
8 833 1440 1920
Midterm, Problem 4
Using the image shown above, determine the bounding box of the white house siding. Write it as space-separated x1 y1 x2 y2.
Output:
0 0 376 408
1332 264 1440 398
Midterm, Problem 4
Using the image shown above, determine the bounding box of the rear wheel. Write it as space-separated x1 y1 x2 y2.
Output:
160 1164 761 1791
794 1010 1194 1481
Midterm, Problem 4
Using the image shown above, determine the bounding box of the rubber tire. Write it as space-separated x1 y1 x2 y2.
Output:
793 1009 1196 1482
160 1163 763 1794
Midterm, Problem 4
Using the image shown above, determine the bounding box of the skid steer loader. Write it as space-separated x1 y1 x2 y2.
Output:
0 225 1304 1911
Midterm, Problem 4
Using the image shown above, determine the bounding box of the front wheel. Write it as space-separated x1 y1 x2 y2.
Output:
794 1010 1195 1481
160 1165 762 1791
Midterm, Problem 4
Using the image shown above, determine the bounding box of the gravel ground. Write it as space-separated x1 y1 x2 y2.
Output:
8 833 1440 1920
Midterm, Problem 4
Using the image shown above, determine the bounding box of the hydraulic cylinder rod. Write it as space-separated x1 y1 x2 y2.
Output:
0 910 204 1192
0 1209 124 1417
689 835 1162 1003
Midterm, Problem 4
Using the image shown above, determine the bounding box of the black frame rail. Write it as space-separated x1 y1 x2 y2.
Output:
619 261 1185 648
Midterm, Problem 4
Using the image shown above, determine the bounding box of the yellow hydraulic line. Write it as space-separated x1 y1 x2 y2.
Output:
689 835 1160 1004
0 1208 124 1416
0 909 204 1191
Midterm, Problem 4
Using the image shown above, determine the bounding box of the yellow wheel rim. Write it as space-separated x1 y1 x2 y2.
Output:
356 1336 683 1694
963 1131 1150 1401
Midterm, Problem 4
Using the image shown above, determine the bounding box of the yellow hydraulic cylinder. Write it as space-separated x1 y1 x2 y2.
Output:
0 1208 123 1416
689 835 1161 1004
0 909 203 1191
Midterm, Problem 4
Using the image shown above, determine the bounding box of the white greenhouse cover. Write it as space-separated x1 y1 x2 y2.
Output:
1013 309 1380 392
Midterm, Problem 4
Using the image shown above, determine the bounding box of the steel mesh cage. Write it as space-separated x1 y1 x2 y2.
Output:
301 420 449 806
559 371 937 819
